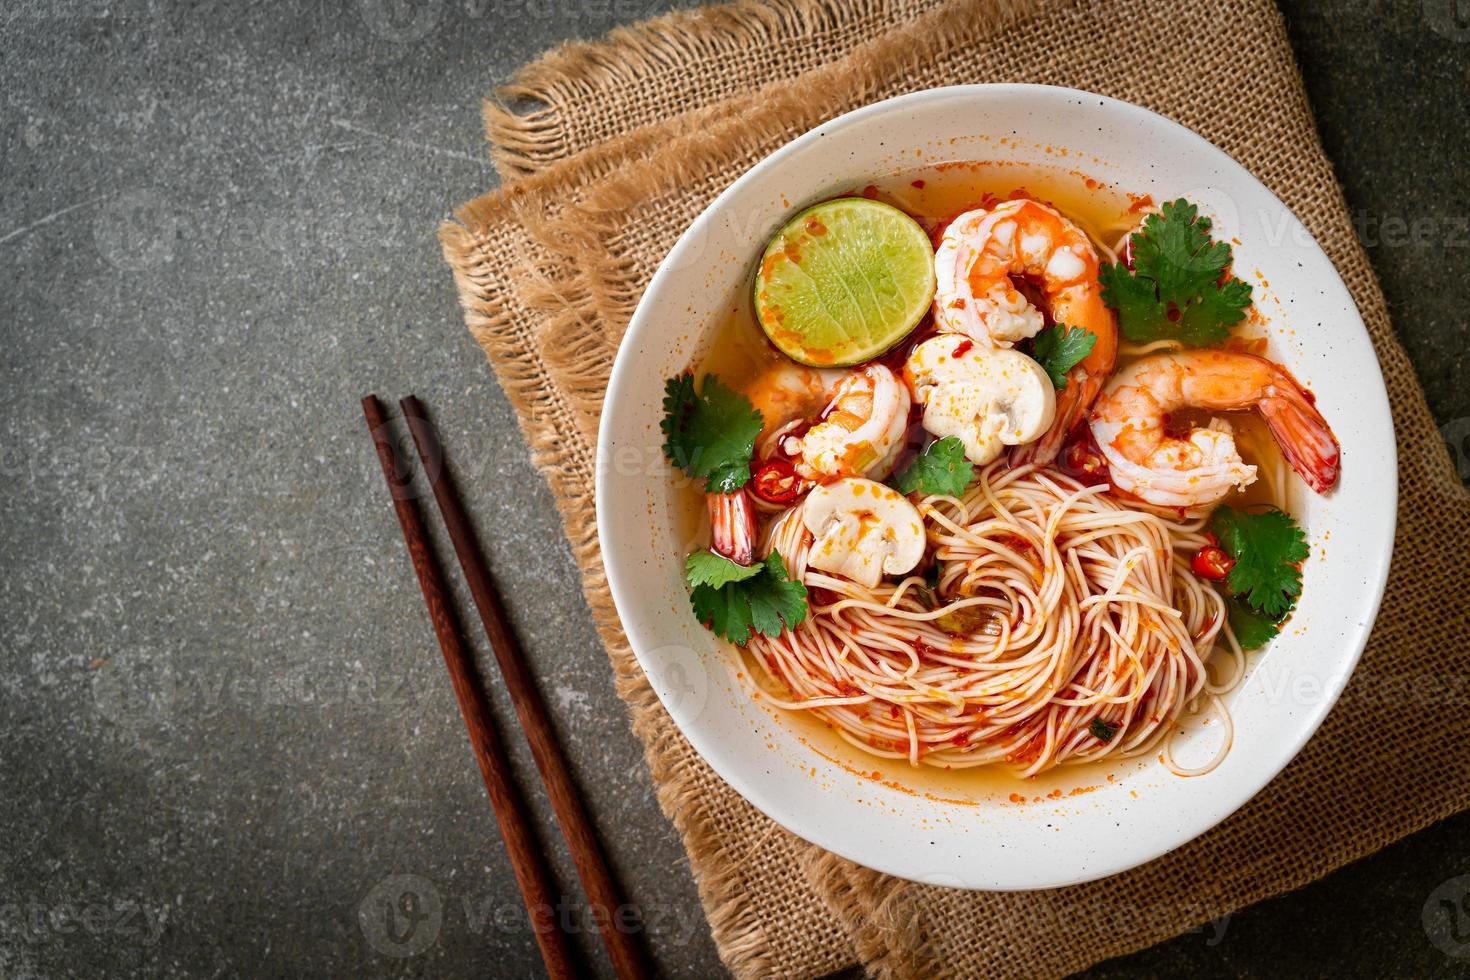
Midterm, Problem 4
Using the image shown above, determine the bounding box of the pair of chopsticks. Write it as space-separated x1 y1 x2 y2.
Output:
362 395 648 980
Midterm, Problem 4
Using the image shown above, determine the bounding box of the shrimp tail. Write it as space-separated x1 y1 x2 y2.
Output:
1011 370 1103 467
1259 376 1340 493
709 489 757 565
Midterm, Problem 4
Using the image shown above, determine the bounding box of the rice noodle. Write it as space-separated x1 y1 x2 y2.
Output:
747 461 1237 777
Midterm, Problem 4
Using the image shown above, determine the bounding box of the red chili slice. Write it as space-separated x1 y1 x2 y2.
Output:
749 458 803 504
1060 432 1111 488
1191 545 1235 581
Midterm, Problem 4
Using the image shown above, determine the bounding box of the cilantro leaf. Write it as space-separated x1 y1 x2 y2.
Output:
1210 505 1310 617
892 437 973 497
1097 263 1187 341
1031 324 1097 389
1226 595 1284 650
1132 198 1232 296
741 554 809 639
685 550 764 589
661 373 763 493
1171 275 1253 346
690 578 754 643
1099 198 1253 347
1088 718 1119 743
689 550 807 645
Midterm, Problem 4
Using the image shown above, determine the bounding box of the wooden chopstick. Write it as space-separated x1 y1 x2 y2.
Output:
361 395 576 980
399 395 650 980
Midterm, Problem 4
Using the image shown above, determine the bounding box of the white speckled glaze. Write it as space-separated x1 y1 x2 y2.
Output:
595 85 1396 890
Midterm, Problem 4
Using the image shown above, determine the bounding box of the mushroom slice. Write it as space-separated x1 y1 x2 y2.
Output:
903 335 1056 464
801 478 925 589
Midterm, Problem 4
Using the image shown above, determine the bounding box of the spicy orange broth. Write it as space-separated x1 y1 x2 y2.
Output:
680 161 1291 797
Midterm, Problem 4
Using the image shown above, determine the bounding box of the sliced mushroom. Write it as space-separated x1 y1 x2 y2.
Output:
903 335 1056 464
801 478 925 589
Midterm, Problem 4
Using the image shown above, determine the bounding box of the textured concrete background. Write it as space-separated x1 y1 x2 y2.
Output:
1 0 1467 977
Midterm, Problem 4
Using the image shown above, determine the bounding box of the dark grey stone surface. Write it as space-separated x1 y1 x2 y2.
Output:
0 1 1465 978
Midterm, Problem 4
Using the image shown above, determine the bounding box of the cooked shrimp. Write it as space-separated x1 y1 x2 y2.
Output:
710 365 907 557
780 364 910 482
740 361 833 457
933 199 1117 464
703 364 832 564
1090 350 1340 508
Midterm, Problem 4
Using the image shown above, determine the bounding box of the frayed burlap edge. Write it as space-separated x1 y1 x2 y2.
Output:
482 0 936 179
799 854 942 978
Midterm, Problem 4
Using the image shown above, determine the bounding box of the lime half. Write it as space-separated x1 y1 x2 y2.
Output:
753 197 935 367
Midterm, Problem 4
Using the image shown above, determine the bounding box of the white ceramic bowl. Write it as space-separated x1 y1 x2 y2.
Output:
595 85 1396 890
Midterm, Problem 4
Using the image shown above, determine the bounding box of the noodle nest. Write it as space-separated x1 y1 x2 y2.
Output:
747 462 1244 776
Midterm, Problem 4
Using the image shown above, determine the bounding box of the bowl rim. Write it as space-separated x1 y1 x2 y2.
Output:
595 83 1398 889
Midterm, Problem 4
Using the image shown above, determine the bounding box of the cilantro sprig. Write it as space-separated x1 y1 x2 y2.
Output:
892 436 973 497
1210 506 1309 617
1098 198 1253 346
1031 324 1096 389
685 550 764 589
1209 505 1310 649
687 550 808 645
661 373 763 493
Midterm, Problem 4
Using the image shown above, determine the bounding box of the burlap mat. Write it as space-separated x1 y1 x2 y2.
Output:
441 0 1470 975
